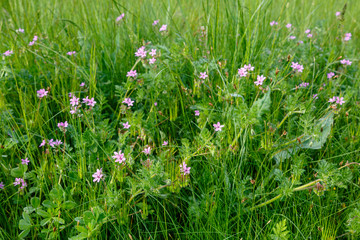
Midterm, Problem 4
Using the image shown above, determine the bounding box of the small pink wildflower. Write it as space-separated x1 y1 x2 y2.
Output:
37 89 48 98
33 36 38 41
39 139 46 147
313 94 318 100
298 40 304 44
238 67 248 77
213 122 224 132
299 82 309 88
116 13 125 22
336 97 345 105
3 50 13 56
17 28 24 33
0 182 4 189
328 97 336 103
291 62 304 73
113 151 126 164
143 147 151 155
162 141 168 146
149 57 156 64
154 102 158 106
127 70 137 78
87 98 96 107
70 107 77 115
92 168 104 182
123 122 131 129
58 121 68 132
153 20 159 26
336 12 341 16
305 29 311 34
286 23 292 28
327 72 335 79
307 34 313 38
270 21 278 26
67 51 76 56
70 96 80 106
243 64 254 71
135 46 147 58
149 49 157 56
123 98 134 107
195 110 200 116
289 36 296 40
344 33 352 41
29 41 35 46
80 82 85 87
199 72 208 79
21 158 30 165
180 162 191 176
159 24 167 32
14 178 27 189
254 75 266 86
340 59 352 65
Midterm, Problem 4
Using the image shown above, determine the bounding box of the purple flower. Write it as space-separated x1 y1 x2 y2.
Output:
21 158 30 165
143 146 151 155
17 28 24 33
340 59 352 65
298 40 304 44
122 98 134 107
289 36 296 40
29 41 35 46
291 62 304 73
87 98 96 107
127 70 137 78
149 57 156 64
33 36 38 41
299 82 309 88
213 122 224 132
313 94 318 100
336 97 345 105
14 178 27 189
116 13 125 22
199 72 208 79
122 122 131 129
159 25 167 32
58 121 68 132
80 82 85 87
3 50 13 56
307 34 313 38
39 139 46 147
135 46 147 58
149 49 157 56
344 33 352 41
0 182 4 189
113 151 126 164
195 110 200 116
67 51 76 56
180 162 191 176
254 75 266 86
327 72 335 79
162 141 168 146
92 168 104 183
70 107 77 115
238 67 248 77
37 89 48 98
336 11 341 16
154 102 158 106
286 23 292 28
243 64 254 71
328 96 336 103
305 29 311 34
70 96 80 106
153 20 159 26
270 21 278 26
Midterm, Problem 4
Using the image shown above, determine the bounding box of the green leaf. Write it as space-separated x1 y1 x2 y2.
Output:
250 89 271 120
52 217 65 224
42 200 57 209
19 219 31 230
40 218 51 226
36 209 51 218
270 219 290 240
18 229 31 239
62 200 76 210
31 197 40 208
69 232 88 240
75 225 88 233
11 167 23 178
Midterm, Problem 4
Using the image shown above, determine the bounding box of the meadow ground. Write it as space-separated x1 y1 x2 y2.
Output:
1 0 360 239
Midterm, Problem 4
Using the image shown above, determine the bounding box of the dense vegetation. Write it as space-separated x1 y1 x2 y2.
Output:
1 0 360 239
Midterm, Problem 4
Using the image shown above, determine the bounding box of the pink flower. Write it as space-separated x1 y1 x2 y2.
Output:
14 178 27 189
143 146 151 155
328 96 336 103
70 107 77 115
243 64 254 71
3 50 13 56
122 98 134 107
195 110 200 116
289 36 296 40
0 182 4 189
336 97 345 105
70 96 80 106
135 46 147 58
37 89 48 98
14 178 22 186
180 162 191 175
123 122 131 129
254 75 266 86
305 29 311 34
298 40 304 44
213 122 224 132
286 23 292 28
307 34 313 38
87 98 96 107
153 20 159 26
327 72 335 79
39 139 46 147
113 151 126 164
270 21 278 26
67 51 76 56
344 33 351 41
80 82 85 87
336 11 341 16
299 82 309 88
127 70 137 78
313 94 318 100
340 59 352 65
92 168 104 182
159 24 167 32
149 57 156 64
162 141 168 146
58 121 68 132
291 62 304 73
29 41 35 46
116 13 125 22
154 102 157 106
238 67 248 77
17 28 24 33
21 158 30 165
149 49 157 56
33 35 38 41
199 72 208 79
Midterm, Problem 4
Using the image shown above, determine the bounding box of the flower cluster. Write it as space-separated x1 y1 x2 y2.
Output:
58 121 68 132
3 50 13 56
327 72 335 79
67 51 76 56
180 162 191 176
299 82 309 88
113 151 126 164
238 64 255 78
270 21 278 26
13 178 27 189
340 59 352 66
328 96 345 105
344 33 351 41
116 13 125 22
37 89 48 98
291 62 304 73
122 98 134 107
29 35 38 46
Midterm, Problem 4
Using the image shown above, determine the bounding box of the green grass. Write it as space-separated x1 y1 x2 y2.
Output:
1 0 360 239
